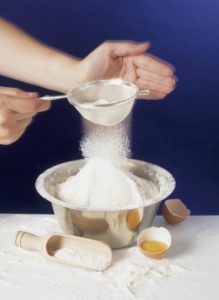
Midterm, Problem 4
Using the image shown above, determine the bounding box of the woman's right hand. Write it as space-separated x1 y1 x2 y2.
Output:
0 87 50 145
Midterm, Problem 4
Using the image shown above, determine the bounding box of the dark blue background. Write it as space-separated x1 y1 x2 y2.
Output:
0 1 218 214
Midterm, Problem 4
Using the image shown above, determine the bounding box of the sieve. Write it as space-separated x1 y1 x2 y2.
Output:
41 79 149 126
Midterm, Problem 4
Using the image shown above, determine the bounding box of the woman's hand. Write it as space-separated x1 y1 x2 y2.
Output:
0 87 50 145
77 41 176 100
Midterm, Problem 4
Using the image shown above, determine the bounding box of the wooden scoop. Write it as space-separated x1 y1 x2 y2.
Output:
14 231 112 271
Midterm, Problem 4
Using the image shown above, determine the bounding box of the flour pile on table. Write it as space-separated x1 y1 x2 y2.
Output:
104 247 187 298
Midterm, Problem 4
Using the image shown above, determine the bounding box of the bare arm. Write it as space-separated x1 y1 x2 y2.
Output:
0 18 175 98
0 18 80 93
0 18 176 145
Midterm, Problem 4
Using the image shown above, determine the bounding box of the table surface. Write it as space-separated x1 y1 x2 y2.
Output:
0 214 218 300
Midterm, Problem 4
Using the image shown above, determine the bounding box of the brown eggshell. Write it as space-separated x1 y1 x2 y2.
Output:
162 199 191 224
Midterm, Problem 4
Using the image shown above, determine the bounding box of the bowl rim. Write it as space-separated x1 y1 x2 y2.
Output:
35 159 176 212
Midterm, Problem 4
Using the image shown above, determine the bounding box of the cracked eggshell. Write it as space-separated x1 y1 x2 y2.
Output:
162 199 191 224
137 227 171 259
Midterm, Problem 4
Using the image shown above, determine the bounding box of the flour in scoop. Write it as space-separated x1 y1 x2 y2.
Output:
54 247 110 271
56 158 157 209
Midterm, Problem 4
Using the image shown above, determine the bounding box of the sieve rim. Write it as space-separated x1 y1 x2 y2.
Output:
66 79 139 109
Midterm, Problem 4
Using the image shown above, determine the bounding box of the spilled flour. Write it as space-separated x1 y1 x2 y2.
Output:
54 246 111 271
104 247 187 299
0 215 190 300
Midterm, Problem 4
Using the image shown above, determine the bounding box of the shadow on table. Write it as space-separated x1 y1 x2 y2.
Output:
153 217 195 258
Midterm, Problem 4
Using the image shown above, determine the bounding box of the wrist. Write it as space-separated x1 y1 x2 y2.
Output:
47 52 82 93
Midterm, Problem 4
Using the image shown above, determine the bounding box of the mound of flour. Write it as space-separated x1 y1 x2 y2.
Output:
56 158 158 209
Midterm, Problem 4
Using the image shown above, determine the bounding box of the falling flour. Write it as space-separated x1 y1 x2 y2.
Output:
80 124 131 163
56 123 159 209
54 247 110 271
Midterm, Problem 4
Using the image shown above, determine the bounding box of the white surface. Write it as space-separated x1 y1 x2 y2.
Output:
0 214 218 300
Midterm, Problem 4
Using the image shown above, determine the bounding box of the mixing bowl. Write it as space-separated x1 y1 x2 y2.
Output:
36 159 175 249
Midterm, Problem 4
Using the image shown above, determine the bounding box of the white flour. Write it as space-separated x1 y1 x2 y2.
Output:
56 157 158 209
104 247 187 299
54 246 110 271
80 124 131 164
2 215 208 300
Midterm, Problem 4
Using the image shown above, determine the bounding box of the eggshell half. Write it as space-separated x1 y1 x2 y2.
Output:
162 199 191 224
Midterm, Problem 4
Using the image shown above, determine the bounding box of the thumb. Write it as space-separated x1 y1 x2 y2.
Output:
111 41 151 57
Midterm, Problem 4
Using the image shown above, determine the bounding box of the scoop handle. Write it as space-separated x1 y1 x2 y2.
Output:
14 231 42 252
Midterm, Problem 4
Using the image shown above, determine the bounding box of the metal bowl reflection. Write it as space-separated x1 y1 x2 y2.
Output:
36 159 175 249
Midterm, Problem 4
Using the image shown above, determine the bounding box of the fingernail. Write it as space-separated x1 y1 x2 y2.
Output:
173 76 179 83
171 83 176 91
144 41 151 48
172 78 178 88
40 101 52 110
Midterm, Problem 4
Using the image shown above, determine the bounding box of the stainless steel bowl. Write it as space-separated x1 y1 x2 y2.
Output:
36 159 175 249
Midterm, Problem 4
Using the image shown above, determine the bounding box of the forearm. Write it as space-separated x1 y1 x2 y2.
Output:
0 18 80 93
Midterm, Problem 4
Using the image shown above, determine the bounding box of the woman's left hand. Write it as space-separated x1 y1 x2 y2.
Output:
77 41 176 100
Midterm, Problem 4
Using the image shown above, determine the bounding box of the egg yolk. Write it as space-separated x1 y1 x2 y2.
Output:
140 241 168 253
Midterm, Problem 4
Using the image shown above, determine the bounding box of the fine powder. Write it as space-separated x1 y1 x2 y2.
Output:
0 215 194 300
104 249 187 299
80 124 131 164
57 123 159 209
54 247 110 271
56 157 158 209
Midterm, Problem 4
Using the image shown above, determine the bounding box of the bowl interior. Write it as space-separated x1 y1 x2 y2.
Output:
35 159 176 212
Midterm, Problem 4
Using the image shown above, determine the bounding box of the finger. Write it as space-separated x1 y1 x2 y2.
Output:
138 90 168 100
0 107 16 126
134 54 174 77
0 128 25 145
16 118 33 131
0 86 38 98
136 78 174 94
1 94 51 114
0 117 31 140
105 41 150 57
15 112 38 121
0 107 36 130
136 69 176 88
